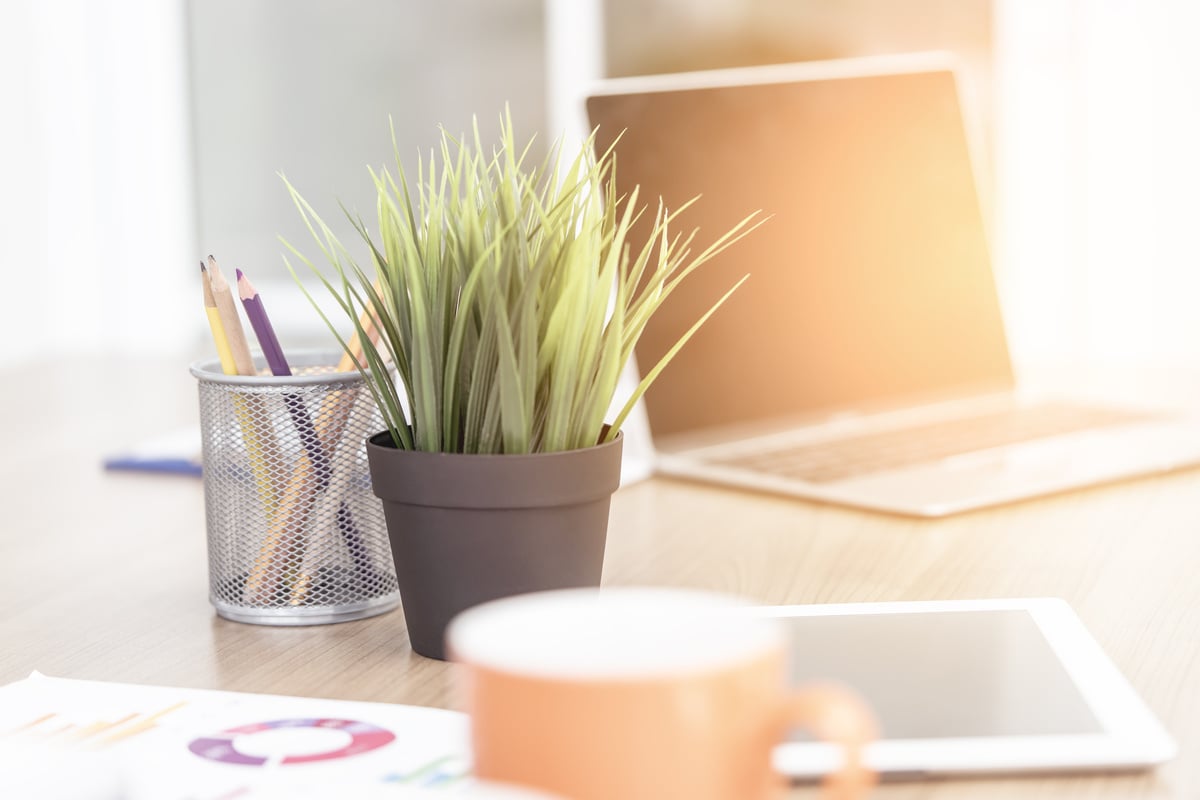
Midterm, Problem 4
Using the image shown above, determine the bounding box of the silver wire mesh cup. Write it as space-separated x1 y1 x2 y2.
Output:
190 352 400 625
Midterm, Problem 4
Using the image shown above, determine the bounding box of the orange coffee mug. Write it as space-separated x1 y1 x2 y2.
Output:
448 588 877 800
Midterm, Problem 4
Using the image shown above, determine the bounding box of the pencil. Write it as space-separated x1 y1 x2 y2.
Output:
337 281 383 372
207 255 256 376
236 269 291 377
205 257 287 602
234 267 323 603
234 269 384 604
287 297 386 604
291 407 376 605
201 263 236 375
199 262 277 522
236 267 342 604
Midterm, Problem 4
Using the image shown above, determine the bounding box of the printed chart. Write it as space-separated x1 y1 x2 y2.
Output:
0 673 473 799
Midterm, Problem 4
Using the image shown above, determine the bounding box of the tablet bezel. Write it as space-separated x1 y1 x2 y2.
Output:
760 598 1177 777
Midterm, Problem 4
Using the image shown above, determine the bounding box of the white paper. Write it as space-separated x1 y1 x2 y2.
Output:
0 673 487 799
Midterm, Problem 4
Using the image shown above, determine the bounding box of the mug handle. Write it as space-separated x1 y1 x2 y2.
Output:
781 682 878 800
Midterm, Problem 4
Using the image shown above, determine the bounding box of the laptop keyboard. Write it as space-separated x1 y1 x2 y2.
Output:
712 403 1161 484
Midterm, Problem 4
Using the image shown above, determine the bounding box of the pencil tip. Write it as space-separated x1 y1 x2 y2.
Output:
235 268 244 281
200 261 206 273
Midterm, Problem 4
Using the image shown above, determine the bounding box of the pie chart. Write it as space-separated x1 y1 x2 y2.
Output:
188 718 395 766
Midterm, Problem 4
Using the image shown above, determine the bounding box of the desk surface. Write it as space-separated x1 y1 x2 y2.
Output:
2 358 1197 799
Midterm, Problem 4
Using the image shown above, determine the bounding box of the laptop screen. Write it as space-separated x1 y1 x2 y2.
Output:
587 65 1013 440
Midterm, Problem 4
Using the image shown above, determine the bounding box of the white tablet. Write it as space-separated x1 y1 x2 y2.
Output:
762 598 1176 778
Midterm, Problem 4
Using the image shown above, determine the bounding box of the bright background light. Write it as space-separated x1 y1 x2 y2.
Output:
0 0 194 368
4 0 1199 378
995 0 1200 370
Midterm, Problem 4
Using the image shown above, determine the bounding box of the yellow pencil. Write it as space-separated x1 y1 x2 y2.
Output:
201 262 236 375
207 255 257 377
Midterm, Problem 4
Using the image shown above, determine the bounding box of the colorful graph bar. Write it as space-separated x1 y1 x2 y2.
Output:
7 702 188 749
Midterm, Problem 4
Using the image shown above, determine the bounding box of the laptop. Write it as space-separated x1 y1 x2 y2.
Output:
585 53 1200 517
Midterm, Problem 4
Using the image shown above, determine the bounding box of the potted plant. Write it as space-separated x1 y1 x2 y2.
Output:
282 114 760 659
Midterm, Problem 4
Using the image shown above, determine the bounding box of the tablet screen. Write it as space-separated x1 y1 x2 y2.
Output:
784 610 1103 740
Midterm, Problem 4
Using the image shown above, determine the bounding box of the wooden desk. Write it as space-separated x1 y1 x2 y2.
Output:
2 358 1197 799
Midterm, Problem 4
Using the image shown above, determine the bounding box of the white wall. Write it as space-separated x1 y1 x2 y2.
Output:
186 0 548 350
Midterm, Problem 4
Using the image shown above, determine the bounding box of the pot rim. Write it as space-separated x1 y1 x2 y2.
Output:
366 430 624 508
366 429 624 460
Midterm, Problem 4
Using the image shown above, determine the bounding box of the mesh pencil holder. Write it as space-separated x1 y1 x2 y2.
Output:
191 351 400 625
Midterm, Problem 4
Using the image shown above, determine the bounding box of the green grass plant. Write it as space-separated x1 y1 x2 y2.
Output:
281 112 761 454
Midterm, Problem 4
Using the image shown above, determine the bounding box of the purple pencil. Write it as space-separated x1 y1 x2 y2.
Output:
236 269 292 377
235 269 372 601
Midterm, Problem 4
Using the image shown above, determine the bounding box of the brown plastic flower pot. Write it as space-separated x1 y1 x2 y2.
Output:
366 431 623 660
